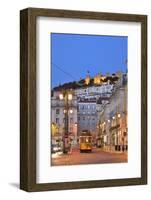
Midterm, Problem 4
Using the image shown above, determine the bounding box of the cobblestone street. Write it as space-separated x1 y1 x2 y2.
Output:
51 146 127 166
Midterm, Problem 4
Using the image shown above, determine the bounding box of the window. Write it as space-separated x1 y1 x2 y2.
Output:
56 118 59 124
56 109 60 114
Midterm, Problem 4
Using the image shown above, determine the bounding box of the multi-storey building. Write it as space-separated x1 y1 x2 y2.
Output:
75 83 114 99
51 90 78 145
97 76 127 151
77 99 98 139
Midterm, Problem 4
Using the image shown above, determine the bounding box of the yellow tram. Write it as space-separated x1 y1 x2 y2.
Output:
79 130 92 152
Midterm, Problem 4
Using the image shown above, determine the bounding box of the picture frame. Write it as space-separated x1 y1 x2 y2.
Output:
20 7 147 192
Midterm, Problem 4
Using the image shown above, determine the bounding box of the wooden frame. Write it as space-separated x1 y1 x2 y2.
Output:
20 7 147 192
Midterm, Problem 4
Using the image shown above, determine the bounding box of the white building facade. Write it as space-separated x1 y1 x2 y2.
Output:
75 83 114 98
51 91 78 145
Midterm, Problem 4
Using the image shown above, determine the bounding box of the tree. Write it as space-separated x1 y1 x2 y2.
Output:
51 123 59 137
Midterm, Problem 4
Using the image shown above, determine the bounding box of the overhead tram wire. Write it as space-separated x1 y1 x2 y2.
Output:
51 61 83 87
51 61 77 81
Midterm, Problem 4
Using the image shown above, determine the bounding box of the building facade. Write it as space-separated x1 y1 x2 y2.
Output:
97 77 128 151
77 100 98 139
75 83 114 98
51 90 78 145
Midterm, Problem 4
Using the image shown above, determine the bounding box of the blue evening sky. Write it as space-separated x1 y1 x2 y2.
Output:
51 33 127 88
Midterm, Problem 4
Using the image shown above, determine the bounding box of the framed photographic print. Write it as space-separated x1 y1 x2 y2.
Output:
20 8 147 191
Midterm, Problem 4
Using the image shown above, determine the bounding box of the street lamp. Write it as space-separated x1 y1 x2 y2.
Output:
68 94 73 100
97 122 102 148
69 109 73 114
59 94 64 100
59 91 73 153
117 113 121 118
74 122 78 144
117 113 121 150
107 118 112 152
63 109 67 113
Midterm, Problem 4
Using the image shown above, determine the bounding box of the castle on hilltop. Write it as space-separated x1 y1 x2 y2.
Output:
53 71 125 92
85 71 123 86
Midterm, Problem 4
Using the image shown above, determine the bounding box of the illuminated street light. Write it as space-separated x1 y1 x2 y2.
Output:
59 94 63 100
68 94 72 100
108 119 110 123
112 116 115 119
63 109 67 113
117 113 121 118
69 109 73 114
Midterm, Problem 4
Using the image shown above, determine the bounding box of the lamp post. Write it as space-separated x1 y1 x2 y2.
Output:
107 119 111 152
117 113 121 151
59 90 73 153
103 122 106 148
74 122 77 145
97 122 102 148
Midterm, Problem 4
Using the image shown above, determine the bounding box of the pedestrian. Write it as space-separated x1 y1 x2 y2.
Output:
68 139 72 154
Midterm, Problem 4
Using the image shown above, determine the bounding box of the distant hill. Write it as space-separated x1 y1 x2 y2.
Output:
53 75 119 91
